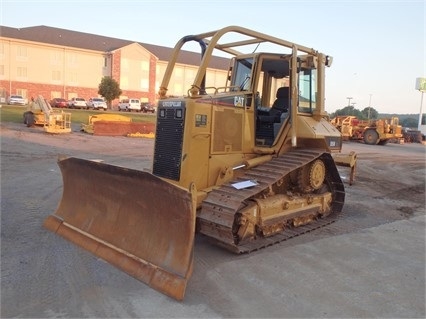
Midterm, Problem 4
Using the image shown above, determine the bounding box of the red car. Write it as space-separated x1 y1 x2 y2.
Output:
50 98 68 108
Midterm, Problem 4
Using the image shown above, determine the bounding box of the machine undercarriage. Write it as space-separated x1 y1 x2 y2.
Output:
198 148 345 253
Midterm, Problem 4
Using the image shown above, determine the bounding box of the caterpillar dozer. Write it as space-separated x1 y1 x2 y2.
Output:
44 26 346 300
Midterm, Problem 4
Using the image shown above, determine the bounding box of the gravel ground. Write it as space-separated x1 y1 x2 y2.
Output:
1 122 425 318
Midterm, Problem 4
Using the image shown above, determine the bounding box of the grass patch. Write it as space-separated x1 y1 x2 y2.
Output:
0 105 156 125
0 105 24 123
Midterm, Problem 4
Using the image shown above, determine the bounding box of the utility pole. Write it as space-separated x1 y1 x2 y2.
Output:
351 102 356 115
415 78 426 133
418 90 424 130
368 94 372 119
346 97 353 107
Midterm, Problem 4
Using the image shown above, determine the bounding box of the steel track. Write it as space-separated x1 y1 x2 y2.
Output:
197 148 345 254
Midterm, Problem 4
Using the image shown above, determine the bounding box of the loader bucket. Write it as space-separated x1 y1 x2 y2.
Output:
44 157 195 300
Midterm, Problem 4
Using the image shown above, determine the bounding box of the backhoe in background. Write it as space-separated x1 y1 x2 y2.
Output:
44 26 349 300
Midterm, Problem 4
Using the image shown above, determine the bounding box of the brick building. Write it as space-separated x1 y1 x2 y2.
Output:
0 25 229 106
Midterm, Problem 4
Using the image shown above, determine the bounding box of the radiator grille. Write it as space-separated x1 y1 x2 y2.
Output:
152 106 185 181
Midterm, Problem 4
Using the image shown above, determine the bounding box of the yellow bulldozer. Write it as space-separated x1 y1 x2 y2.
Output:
44 26 348 300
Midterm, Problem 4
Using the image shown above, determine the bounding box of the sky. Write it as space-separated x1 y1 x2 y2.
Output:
1 0 425 115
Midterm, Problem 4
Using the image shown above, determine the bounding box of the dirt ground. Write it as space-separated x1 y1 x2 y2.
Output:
1 121 425 318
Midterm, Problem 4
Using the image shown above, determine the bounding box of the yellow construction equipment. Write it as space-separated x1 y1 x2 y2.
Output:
44 26 352 300
332 151 357 185
331 115 403 145
23 95 71 133
81 113 132 134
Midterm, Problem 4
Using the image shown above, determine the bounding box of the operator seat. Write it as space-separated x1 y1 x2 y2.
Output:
269 86 289 117
256 87 290 145
258 87 290 122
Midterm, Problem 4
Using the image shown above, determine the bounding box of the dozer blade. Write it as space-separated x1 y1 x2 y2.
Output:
44 157 195 300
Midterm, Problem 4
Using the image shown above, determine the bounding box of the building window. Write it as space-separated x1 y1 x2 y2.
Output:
141 61 149 71
16 89 27 99
68 72 77 85
140 78 149 91
104 57 108 67
17 46 27 56
67 93 77 100
17 46 28 60
51 91 62 99
122 58 128 70
173 83 182 95
186 69 195 80
174 67 183 78
0 87 6 103
140 60 149 90
67 53 78 67
17 66 27 79
51 51 62 65
52 70 61 82
121 77 128 89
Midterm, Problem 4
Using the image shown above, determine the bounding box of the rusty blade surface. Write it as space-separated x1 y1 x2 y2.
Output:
44 157 195 300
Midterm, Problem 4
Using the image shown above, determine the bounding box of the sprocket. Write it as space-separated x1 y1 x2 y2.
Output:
297 159 326 192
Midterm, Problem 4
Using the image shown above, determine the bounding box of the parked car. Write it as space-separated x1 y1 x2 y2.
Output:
50 98 68 108
86 97 107 111
8 95 26 105
141 103 156 113
118 98 141 112
68 97 87 109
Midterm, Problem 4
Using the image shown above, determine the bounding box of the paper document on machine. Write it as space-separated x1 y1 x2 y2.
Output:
231 180 259 190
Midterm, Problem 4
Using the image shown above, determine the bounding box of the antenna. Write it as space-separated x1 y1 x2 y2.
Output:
252 42 260 53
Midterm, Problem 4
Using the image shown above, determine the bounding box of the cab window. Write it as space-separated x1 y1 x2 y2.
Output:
231 57 253 91
298 68 317 113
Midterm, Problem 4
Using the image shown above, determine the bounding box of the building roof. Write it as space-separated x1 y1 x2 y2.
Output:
0 25 229 70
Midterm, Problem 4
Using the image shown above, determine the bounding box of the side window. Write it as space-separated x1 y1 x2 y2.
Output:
298 68 317 113
231 58 253 91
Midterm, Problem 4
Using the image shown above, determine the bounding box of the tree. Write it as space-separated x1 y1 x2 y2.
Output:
331 106 364 119
361 107 378 120
401 117 419 129
98 76 122 109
